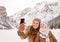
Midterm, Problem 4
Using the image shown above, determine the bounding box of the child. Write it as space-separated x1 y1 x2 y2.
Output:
39 23 57 42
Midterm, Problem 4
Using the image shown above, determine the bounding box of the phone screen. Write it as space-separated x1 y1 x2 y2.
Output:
20 18 25 24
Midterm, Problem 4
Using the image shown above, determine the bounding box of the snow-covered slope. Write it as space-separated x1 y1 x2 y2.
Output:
0 29 28 42
0 29 60 42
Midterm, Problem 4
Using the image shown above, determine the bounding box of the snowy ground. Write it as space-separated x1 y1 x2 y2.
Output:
0 29 60 42
0 29 28 42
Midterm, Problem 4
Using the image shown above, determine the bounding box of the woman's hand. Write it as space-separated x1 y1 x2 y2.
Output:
18 23 25 32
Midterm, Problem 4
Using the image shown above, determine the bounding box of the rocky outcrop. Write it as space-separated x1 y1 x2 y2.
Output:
48 15 60 29
0 6 13 30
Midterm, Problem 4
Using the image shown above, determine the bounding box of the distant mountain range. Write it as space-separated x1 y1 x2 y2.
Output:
11 2 60 25
0 2 60 30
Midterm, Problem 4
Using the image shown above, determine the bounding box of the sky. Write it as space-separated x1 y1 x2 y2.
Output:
0 0 60 16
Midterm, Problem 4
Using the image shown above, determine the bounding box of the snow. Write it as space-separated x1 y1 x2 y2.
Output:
0 29 60 42
0 29 28 42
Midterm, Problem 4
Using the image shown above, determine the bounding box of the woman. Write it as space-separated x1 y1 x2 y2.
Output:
17 18 40 42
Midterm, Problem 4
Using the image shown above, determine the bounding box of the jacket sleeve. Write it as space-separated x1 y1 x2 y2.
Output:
49 31 57 42
35 32 40 42
17 26 30 39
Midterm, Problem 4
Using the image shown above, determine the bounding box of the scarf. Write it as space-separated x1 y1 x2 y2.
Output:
40 28 50 42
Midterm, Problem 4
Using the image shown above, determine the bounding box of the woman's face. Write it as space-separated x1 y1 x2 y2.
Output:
32 20 39 29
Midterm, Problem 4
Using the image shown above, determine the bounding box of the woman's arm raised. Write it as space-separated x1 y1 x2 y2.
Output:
17 23 30 39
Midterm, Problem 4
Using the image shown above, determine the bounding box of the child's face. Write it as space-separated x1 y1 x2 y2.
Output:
40 23 46 28
32 20 39 29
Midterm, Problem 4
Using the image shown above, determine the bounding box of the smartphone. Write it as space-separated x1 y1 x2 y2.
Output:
20 18 25 24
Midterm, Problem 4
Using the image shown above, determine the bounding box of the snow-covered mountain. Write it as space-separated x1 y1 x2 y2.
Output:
0 2 60 29
9 2 60 28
